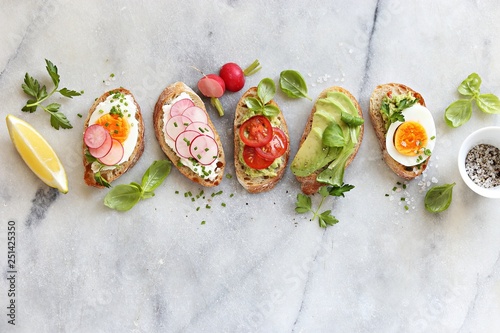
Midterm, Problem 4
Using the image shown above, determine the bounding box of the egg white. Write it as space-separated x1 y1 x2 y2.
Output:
385 104 436 167
88 93 139 165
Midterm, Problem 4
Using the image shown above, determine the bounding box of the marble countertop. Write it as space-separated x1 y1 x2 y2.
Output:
1 1 500 332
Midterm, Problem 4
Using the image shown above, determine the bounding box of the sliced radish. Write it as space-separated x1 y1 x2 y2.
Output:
197 74 225 98
170 98 195 117
84 124 109 149
98 139 124 166
88 131 112 158
182 106 208 124
190 135 219 165
175 130 201 158
186 121 215 138
165 115 192 141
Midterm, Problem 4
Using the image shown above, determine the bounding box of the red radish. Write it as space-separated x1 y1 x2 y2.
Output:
186 121 215 138
175 130 201 158
98 139 124 166
219 59 261 92
190 135 218 165
84 124 109 149
170 98 194 117
197 74 225 98
88 131 113 158
182 106 208 124
165 115 191 141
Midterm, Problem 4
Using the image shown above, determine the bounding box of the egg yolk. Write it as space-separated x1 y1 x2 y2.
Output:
394 121 428 156
95 113 130 143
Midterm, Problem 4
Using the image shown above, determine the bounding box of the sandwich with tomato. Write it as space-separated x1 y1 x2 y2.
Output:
234 78 290 193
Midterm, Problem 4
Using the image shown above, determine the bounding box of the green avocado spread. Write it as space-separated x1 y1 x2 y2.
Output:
290 91 363 186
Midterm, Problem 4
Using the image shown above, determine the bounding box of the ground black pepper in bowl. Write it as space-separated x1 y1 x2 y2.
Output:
465 144 500 188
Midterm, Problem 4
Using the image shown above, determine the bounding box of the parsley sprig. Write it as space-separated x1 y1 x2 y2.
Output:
295 184 354 228
21 59 84 129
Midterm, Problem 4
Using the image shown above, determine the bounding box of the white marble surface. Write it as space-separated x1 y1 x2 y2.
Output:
1 1 500 332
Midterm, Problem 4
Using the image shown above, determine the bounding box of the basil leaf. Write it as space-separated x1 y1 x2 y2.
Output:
476 93 500 114
141 160 172 193
104 184 142 211
295 193 311 213
262 104 280 117
444 99 472 128
322 123 345 147
245 97 263 111
458 73 481 96
257 78 276 105
424 183 456 213
279 70 311 100
341 111 364 127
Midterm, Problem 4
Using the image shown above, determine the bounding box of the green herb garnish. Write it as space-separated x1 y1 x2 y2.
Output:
279 70 312 100
245 78 280 117
295 184 354 228
445 73 500 127
21 59 83 129
380 93 417 131
104 160 172 211
424 182 456 213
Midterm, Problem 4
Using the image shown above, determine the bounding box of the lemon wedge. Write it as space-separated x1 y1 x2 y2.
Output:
6 114 68 193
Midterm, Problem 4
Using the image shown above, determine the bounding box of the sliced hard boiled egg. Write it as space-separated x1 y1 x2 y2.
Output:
386 104 436 167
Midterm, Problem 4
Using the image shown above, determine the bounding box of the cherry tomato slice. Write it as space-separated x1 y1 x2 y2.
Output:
256 127 288 161
239 115 273 147
242 145 274 170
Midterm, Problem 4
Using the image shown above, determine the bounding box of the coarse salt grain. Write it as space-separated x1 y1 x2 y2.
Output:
465 143 500 188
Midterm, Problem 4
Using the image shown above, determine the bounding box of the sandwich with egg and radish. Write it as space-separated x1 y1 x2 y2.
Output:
290 86 364 195
83 88 145 188
369 83 436 179
153 82 225 186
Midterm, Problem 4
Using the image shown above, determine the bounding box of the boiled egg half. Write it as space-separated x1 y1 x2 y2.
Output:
385 103 436 167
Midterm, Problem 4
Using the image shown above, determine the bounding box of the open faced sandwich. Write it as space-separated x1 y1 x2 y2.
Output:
83 88 145 188
234 78 290 193
153 81 225 187
369 83 436 180
291 86 364 195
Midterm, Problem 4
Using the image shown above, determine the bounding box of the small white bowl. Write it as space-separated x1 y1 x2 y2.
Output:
458 126 500 198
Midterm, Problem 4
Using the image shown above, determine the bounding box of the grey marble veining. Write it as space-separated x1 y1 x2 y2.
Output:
1 0 500 332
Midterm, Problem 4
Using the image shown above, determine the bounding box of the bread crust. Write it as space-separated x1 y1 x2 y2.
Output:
294 86 364 195
234 87 290 193
153 82 225 187
368 83 429 180
83 88 145 188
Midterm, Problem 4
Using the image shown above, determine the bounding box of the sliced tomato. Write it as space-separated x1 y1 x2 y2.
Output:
239 115 273 147
256 127 288 161
242 145 274 170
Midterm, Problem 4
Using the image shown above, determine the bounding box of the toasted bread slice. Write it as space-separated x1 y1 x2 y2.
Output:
153 82 225 187
234 87 290 193
369 83 428 180
83 87 145 188
294 86 364 195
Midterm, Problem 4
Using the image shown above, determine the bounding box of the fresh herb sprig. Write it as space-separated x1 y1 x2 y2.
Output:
445 73 500 128
295 184 354 228
104 160 172 211
21 59 83 129
279 70 312 100
245 78 281 117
